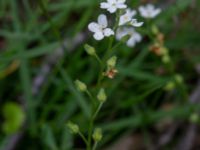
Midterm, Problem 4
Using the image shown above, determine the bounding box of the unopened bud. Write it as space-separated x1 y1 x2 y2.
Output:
174 74 183 84
164 81 175 91
160 47 169 55
162 55 170 64
84 44 96 56
190 113 199 123
151 25 159 35
67 121 79 134
92 128 102 142
75 80 87 92
107 56 117 68
97 88 107 102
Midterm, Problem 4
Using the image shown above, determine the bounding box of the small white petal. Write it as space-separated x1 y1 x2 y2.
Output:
127 38 136 47
88 22 101 33
119 14 130 26
116 28 126 40
108 0 116 3
116 27 142 47
131 19 143 27
147 4 154 10
126 9 137 17
119 17 126 26
107 6 117 13
152 9 161 18
103 28 114 37
93 32 104 40
116 3 127 9
134 33 142 42
100 2 110 9
118 0 126 3
98 14 108 28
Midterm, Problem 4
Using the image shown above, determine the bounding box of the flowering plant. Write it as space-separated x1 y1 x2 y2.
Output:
66 0 172 150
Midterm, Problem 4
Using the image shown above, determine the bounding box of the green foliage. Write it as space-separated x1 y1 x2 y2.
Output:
0 0 200 149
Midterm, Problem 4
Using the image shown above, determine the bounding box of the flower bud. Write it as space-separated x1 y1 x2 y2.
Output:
190 113 199 123
97 88 107 103
107 56 117 68
84 44 96 56
75 80 87 92
174 74 183 84
162 55 170 64
164 81 175 91
160 47 169 56
92 128 102 142
151 25 159 35
67 121 79 134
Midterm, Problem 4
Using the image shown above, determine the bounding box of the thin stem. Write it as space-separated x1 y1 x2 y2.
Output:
166 56 189 102
94 54 103 66
86 90 97 107
146 18 154 41
87 119 94 150
92 142 98 150
93 102 104 120
78 132 88 146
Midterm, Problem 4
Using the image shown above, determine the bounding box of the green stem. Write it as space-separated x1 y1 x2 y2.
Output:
166 58 189 102
92 142 98 150
86 90 97 107
93 102 104 120
146 19 155 41
78 132 88 146
87 102 104 150
94 54 103 66
87 119 94 150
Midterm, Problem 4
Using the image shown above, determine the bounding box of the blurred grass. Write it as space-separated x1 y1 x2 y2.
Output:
0 0 200 149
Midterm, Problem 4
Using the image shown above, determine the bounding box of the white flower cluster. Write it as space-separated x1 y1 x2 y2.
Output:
88 0 161 47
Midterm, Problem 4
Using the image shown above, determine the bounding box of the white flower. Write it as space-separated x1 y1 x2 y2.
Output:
100 0 127 13
119 9 137 26
88 14 114 40
116 27 142 47
139 4 161 19
119 9 143 27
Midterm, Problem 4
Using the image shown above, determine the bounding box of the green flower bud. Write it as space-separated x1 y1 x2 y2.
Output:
107 56 117 68
92 128 102 142
151 25 159 35
164 81 175 91
160 47 169 55
162 55 170 64
97 88 107 103
67 121 79 134
84 44 96 56
174 74 183 84
75 80 87 92
190 113 199 123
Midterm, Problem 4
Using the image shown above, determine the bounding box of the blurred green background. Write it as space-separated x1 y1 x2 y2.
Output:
0 0 200 149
